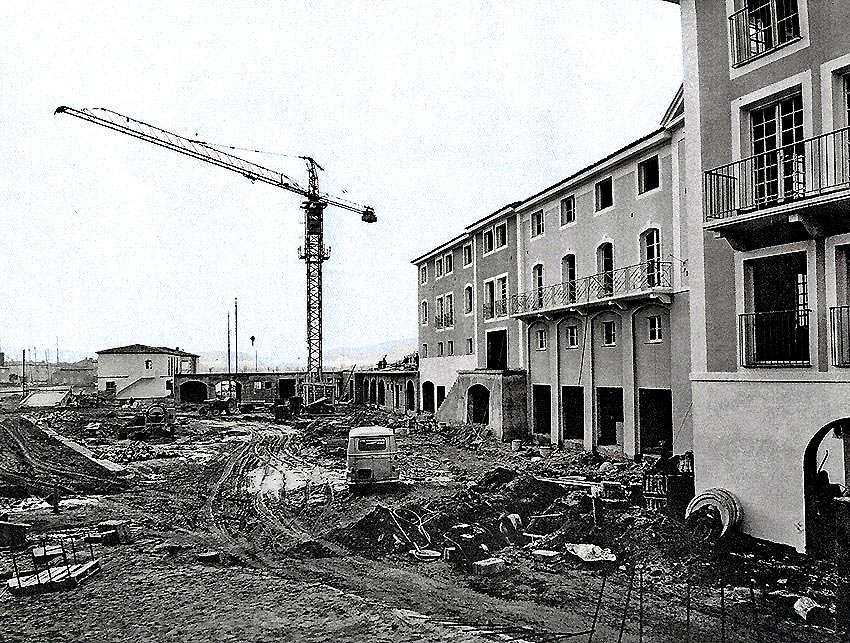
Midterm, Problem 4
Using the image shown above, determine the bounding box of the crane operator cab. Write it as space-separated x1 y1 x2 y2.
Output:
346 426 399 487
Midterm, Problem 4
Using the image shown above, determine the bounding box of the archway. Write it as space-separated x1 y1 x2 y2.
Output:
369 380 377 405
422 381 435 413
406 380 415 412
467 384 490 425
377 380 385 406
179 380 208 404
349 380 354 400
804 419 849 557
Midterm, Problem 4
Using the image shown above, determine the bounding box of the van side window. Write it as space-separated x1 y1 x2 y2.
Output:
357 437 387 452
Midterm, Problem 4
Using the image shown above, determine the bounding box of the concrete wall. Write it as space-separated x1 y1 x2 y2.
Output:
436 370 527 441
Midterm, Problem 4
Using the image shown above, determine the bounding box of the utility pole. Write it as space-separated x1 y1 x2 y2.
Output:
234 298 238 377
227 311 232 398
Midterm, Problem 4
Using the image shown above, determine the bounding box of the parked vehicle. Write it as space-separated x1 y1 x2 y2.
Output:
346 426 399 487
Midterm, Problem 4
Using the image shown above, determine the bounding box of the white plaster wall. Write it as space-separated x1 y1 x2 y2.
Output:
692 376 850 552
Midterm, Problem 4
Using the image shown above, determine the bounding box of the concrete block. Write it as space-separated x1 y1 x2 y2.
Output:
97 520 132 544
472 557 505 577
532 549 561 565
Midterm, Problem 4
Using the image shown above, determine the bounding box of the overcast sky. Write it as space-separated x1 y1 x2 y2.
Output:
0 1 682 369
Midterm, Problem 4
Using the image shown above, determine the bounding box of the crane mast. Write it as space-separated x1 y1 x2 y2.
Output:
55 106 376 402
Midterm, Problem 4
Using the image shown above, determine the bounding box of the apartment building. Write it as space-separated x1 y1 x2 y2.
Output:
512 93 691 457
679 0 850 553
412 88 690 453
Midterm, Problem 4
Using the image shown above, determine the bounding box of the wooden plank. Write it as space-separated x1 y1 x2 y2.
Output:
7 560 101 596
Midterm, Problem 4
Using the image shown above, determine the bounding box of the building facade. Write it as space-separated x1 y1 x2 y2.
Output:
679 0 850 553
174 370 346 405
412 89 692 454
97 344 199 399
512 99 691 456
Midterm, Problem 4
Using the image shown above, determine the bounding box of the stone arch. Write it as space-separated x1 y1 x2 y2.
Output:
803 419 849 557
377 380 386 406
422 381 435 413
179 380 208 404
406 380 415 412
467 384 490 425
369 379 377 405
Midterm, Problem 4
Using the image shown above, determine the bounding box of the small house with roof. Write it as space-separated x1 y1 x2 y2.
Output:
96 344 198 399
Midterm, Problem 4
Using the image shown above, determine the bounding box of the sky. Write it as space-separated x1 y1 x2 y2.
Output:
0 1 682 370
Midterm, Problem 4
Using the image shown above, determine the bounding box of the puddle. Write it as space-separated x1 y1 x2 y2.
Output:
246 464 345 498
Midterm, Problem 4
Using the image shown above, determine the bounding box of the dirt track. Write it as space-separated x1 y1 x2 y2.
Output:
0 407 842 642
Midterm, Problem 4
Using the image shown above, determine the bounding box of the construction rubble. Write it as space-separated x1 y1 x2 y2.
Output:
0 404 842 642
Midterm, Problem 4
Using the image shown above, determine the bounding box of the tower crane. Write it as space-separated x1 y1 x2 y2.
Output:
55 106 376 402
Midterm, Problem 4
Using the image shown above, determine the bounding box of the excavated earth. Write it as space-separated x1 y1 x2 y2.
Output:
0 406 843 642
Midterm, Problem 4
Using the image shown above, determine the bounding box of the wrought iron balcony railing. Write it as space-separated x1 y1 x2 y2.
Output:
830 306 850 367
704 127 850 221
739 308 810 367
511 261 672 316
483 299 508 320
729 0 801 67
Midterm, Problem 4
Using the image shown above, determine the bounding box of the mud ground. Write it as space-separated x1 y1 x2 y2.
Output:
0 406 842 642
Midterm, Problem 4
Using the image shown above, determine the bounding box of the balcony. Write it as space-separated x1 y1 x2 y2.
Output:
510 261 673 317
483 299 508 320
729 0 801 68
830 306 850 367
704 128 850 244
739 309 810 367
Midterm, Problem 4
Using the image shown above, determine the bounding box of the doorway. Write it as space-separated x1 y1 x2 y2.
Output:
562 386 584 440
486 330 508 370
406 380 415 412
278 378 296 399
638 388 673 455
533 384 552 439
597 387 623 446
422 381 435 413
467 385 490 424
436 385 446 409
804 420 848 557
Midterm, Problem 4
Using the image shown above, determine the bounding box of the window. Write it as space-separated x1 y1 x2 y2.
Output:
420 265 427 284
105 381 116 393
638 156 660 194
602 320 616 346
445 293 454 327
436 257 444 278
447 340 454 356
535 328 547 350
421 301 428 325
265 381 272 389
464 285 473 314
597 243 614 297
750 93 804 206
254 381 263 391
595 177 614 211
436 296 444 328
729 0 801 67
648 316 663 342
484 275 508 318
531 210 545 237
466 338 474 354
438 342 444 357
565 325 579 348
561 254 576 302
560 195 575 225
483 229 494 254
532 264 544 309
462 243 473 267
357 437 388 452
144 359 153 370
495 222 507 248
642 229 661 287
845 74 850 127
422 343 428 358
444 252 453 275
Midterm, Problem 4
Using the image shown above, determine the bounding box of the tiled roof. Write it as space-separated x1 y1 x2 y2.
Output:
96 344 199 358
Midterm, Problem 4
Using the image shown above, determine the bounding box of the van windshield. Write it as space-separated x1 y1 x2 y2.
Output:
357 437 387 452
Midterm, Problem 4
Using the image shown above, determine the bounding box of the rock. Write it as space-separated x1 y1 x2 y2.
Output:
598 462 613 473
793 597 829 626
472 557 505 577
97 520 133 544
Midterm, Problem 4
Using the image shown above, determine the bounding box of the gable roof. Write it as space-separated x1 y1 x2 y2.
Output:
661 83 684 129
96 344 199 358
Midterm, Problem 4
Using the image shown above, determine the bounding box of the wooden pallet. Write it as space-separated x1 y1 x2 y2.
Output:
7 560 101 596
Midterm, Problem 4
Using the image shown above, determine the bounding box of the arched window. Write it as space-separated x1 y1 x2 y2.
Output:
561 254 576 302
464 285 473 314
421 300 428 325
641 228 661 287
532 264 544 309
597 243 613 297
